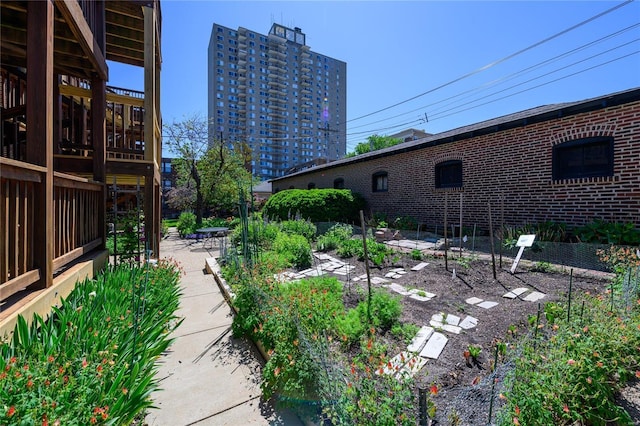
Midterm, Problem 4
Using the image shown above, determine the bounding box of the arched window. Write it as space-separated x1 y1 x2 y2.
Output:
553 137 613 180
435 160 463 188
372 171 388 192
333 178 345 189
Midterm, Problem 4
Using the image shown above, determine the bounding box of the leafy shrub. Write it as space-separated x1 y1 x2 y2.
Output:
230 219 280 250
501 221 567 248
364 291 402 330
280 219 317 242
273 232 312 269
576 219 640 245
176 211 197 237
317 224 354 252
336 238 361 258
336 308 366 346
201 217 230 228
410 249 422 260
392 215 418 231
263 189 365 223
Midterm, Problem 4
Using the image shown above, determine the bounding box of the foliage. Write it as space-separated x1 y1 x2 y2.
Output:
273 232 313 269
323 334 417 425
316 224 354 252
200 217 231 228
230 219 280 251
0 261 183 425
499 293 640 426
501 221 567 249
263 189 365 223
161 219 169 237
391 323 420 344
577 219 640 245
392 215 418 231
531 261 553 273
176 211 197 237
344 134 403 158
231 276 344 400
163 114 253 223
114 211 143 263
336 238 361 259
279 219 317 243
410 249 423 261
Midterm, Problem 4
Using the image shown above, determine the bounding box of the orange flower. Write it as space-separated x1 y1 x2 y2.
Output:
122 388 128 395
513 417 520 425
7 406 16 417
635 371 640 379
515 405 520 416
274 367 281 377
563 404 570 413
82 359 88 368
430 384 438 396
567 359 576 365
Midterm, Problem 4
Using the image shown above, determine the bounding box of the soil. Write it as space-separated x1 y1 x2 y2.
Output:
313 244 640 424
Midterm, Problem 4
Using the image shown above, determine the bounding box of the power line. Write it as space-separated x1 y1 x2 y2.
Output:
342 0 633 125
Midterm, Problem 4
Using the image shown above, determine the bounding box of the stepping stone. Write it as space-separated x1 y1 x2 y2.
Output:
431 312 460 326
407 326 434 353
397 354 428 379
390 267 404 273
314 253 333 260
419 332 448 359
477 301 499 309
304 269 325 277
411 262 429 271
523 291 546 302
370 276 389 285
409 293 435 302
384 272 397 278
466 297 483 305
459 315 479 330
388 283 412 296
429 320 462 334
503 287 529 299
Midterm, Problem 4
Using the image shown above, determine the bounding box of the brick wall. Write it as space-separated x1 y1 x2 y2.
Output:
272 99 640 233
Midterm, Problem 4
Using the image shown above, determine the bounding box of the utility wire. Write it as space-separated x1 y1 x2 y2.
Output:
346 22 640 131
343 0 633 124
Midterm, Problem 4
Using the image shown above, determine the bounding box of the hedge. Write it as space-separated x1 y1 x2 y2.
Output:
263 189 365 223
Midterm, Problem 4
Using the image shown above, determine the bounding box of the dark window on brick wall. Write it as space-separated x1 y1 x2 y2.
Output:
553 137 613 180
372 172 388 192
435 160 463 188
333 178 345 189
308 182 316 189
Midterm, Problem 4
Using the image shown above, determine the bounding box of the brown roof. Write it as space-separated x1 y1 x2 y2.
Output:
272 87 640 182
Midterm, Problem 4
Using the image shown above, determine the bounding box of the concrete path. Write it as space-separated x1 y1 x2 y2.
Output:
145 230 302 426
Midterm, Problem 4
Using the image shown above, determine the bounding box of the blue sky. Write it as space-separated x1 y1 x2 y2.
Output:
107 1 640 153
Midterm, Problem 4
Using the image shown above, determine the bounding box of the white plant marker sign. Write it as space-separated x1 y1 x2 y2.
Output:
510 234 536 274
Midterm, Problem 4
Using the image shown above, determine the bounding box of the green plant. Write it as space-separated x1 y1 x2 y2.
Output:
263 189 365 223
336 238 360 259
273 232 312 269
392 215 418 231
176 211 197 237
390 323 420 344
410 249 422 260
161 219 169 237
279 219 317 242
577 219 640 245
316 223 354 252
500 293 640 426
532 261 553 273
0 261 182 425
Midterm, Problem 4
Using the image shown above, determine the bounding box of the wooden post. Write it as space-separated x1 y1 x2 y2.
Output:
91 74 106 250
444 192 448 271
488 201 497 280
359 210 373 327
459 192 463 257
143 5 158 255
26 0 54 289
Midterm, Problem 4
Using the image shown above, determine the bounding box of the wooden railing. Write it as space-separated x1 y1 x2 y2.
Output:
1 158 43 300
53 172 103 270
0 158 103 301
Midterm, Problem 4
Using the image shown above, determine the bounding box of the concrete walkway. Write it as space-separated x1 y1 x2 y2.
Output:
145 230 302 426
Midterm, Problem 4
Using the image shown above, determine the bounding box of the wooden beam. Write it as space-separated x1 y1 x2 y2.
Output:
26 0 54 290
55 0 108 80
52 238 101 270
0 269 40 301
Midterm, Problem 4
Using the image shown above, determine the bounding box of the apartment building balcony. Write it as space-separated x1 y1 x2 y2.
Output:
0 0 162 337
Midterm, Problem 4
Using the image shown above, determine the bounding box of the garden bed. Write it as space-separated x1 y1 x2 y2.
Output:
306 245 613 422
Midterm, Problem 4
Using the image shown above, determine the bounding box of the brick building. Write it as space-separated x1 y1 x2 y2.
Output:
271 88 640 232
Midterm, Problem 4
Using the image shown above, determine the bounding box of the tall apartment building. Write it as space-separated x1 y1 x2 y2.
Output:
208 23 347 181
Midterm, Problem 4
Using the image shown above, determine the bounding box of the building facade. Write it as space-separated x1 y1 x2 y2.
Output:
271 88 640 232
208 23 346 181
